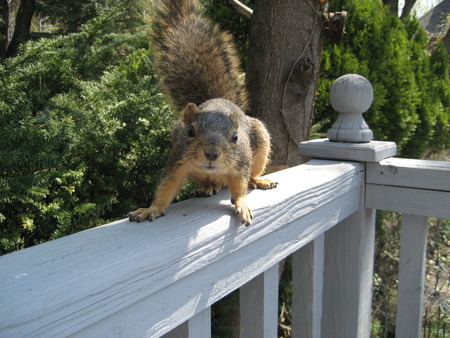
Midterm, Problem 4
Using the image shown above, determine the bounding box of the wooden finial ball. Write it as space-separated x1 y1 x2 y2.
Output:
327 74 374 143
330 74 373 114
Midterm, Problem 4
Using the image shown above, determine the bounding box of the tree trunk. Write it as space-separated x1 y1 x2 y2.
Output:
444 27 450 78
400 0 417 19
382 0 399 16
0 0 8 60
6 0 36 58
246 0 324 166
444 26 450 55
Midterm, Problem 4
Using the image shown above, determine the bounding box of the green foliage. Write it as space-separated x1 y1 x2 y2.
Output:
0 9 175 254
35 0 146 33
371 211 401 337
316 0 449 157
211 291 240 337
423 217 450 337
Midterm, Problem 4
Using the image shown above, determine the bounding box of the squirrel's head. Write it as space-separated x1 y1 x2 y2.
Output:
181 102 242 173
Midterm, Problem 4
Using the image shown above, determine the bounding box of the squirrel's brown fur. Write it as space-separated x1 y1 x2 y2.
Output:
128 0 277 226
151 0 248 111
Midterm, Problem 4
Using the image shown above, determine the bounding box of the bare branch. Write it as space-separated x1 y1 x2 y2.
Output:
222 0 253 19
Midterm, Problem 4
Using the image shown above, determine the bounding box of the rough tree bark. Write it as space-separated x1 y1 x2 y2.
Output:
246 0 325 166
6 0 36 58
0 0 8 60
383 0 399 16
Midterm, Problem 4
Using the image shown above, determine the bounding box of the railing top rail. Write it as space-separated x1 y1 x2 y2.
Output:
365 158 450 219
367 157 450 191
0 160 363 337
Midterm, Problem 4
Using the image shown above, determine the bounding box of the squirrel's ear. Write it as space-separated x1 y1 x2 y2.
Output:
230 111 240 129
182 103 199 125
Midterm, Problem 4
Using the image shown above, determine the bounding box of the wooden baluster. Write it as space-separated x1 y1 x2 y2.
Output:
292 235 324 338
396 214 428 338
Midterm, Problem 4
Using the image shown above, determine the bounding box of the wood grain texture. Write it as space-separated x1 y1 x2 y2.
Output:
366 185 450 219
366 158 450 218
0 160 363 337
367 158 450 191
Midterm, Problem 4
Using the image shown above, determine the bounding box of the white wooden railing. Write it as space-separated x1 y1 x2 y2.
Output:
0 75 449 337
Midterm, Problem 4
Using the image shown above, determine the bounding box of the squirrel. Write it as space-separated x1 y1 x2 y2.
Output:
128 0 278 226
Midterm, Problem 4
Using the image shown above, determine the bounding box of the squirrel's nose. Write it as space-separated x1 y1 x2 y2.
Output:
204 149 220 162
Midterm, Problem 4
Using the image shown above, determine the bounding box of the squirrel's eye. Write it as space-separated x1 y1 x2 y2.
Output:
188 126 195 138
230 132 238 144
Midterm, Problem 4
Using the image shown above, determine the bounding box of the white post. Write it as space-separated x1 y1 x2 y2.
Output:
240 263 279 338
321 189 376 337
299 74 397 337
396 214 428 338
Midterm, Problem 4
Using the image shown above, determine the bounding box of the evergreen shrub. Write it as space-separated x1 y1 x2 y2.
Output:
0 11 175 253
316 0 449 157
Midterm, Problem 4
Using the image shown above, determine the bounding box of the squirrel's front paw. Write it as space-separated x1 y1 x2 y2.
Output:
128 207 165 222
249 178 278 190
234 199 253 227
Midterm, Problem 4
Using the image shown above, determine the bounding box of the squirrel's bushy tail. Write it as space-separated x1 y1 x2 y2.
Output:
152 0 248 111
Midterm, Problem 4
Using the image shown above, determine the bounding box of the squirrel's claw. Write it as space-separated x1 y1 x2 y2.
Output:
249 178 279 190
190 186 219 198
148 212 165 222
234 199 253 227
128 208 165 222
